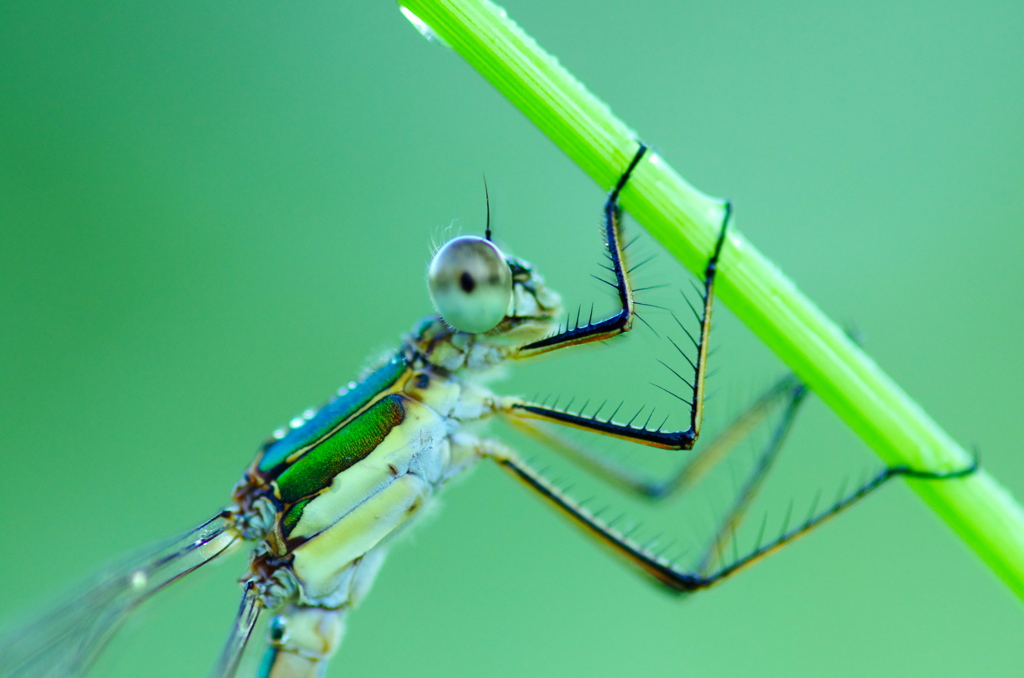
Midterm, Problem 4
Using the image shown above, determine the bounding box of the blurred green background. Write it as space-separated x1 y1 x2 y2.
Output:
2 1 1022 676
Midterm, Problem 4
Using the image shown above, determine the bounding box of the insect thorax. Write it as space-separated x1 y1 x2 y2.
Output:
227 346 491 608
225 256 561 610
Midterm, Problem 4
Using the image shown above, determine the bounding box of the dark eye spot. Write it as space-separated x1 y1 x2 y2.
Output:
460 271 476 293
416 373 430 389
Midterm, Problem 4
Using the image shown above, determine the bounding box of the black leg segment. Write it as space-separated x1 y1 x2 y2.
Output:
508 199 733 451
494 451 977 593
516 144 648 357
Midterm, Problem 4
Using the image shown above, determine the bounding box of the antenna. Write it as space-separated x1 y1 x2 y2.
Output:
483 175 492 241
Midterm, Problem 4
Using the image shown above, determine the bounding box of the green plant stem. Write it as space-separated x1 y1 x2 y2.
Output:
398 0 1024 599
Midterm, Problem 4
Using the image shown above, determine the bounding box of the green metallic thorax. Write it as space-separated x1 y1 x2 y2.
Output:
256 354 410 476
232 355 414 547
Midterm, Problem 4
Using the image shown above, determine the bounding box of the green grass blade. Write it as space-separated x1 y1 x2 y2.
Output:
397 0 1024 599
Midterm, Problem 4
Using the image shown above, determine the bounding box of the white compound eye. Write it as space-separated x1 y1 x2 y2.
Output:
428 236 512 334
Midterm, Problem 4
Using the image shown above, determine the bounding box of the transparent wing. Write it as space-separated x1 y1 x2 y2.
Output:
0 511 240 678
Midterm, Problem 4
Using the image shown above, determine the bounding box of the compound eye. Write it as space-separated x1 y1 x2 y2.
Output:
428 236 512 334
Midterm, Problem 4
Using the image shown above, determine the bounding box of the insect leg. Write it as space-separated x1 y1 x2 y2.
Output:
483 442 976 593
693 382 808 574
515 144 726 359
509 201 731 450
503 373 803 498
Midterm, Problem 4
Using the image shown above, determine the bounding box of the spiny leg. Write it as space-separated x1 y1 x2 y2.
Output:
485 443 976 593
505 376 807 576
515 143 647 358
504 372 804 499
505 332 861 553
690 455 978 586
695 382 809 575
508 200 732 451
506 347 812 575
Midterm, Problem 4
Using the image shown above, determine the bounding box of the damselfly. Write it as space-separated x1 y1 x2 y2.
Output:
0 144 973 678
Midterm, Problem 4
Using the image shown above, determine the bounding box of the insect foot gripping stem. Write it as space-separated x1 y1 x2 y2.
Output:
258 605 346 678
